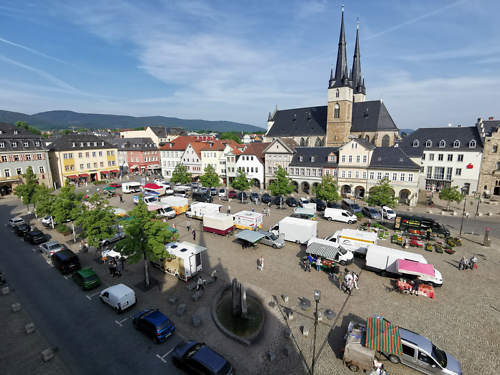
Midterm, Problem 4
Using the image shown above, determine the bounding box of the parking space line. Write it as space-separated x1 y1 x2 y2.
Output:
157 347 174 363
46 261 53 266
86 292 100 300
115 318 127 326
63 276 69 280
156 354 167 363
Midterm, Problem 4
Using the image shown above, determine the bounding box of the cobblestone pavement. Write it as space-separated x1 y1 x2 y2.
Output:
2 189 500 375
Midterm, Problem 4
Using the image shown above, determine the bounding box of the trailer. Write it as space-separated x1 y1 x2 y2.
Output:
233 211 264 230
122 182 142 194
149 241 207 282
269 217 317 244
185 202 221 220
203 213 234 236
159 196 189 215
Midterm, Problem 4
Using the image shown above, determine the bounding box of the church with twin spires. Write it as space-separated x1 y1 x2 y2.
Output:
265 6 401 148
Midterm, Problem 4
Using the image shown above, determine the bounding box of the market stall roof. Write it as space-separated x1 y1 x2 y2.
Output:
112 207 127 216
100 170 110 174
103 187 116 191
144 183 162 189
306 239 339 259
397 259 435 277
234 230 265 244
365 317 402 356
79 173 89 177
110 169 120 173
66 175 78 179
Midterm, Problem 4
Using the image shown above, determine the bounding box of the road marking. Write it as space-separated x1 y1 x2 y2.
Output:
33 249 36 252
86 292 100 300
115 318 127 326
156 354 167 363
157 348 174 363
46 261 53 266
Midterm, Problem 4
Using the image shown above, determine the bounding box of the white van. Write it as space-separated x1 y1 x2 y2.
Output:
99 284 137 314
324 208 357 224
324 229 377 255
122 182 142 194
269 217 317 245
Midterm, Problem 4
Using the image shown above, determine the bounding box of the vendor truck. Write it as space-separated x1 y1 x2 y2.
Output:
394 214 450 237
324 229 377 256
269 217 317 244
306 238 354 265
122 182 142 194
185 202 221 220
133 194 158 205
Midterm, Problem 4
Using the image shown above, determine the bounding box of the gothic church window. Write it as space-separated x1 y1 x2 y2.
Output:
365 135 370 142
300 138 305 146
334 103 340 119
493 145 498 153
315 138 322 147
382 135 390 147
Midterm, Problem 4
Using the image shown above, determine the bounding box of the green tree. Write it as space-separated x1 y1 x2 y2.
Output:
33 184 56 224
231 169 253 202
268 166 295 207
60 129 73 135
77 127 88 132
115 196 174 286
366 178 398 208
13 166 39 212
313 175 341 204
52 184 83 235
15 121 41 135
199 164 220 188
42 132 49 139
170 163 191 185
75 193 117 248
220 132 242 144
439 186 464 211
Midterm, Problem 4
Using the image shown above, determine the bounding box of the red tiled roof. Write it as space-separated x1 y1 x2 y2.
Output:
200 139 239 151
159 136 200 151
241 142 270 163
187 141 210 158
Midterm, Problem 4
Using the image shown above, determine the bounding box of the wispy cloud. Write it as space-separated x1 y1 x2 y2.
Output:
0 37 70 65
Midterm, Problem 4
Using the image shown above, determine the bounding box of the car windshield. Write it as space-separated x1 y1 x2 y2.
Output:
219 189 225 193
431 344 447 368
352 204 360 209
84 274 99 282
185 343 204 358
216 361 232 375
165 207 174 212
387 209 395 214
302 199 309 204
339 247 347 255
157 317 172 331
369 209 377 213
269 234 278 240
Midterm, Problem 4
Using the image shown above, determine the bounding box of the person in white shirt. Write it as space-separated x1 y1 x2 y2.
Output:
344 273 353 295
352 272 359 289
260 256 264 270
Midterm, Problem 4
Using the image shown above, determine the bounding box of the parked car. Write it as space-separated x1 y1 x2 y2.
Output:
200 187 208 194
52 249 81 274
24 230 47 245
218 188 227 198
274 196 284 206
41 216 57 227
72 268 101 290
210 187 217 196
99 230 126 246
380 206 397 220
13 223 30 237
39 241 68 257
250 192 260 203
261 193 272 204
362 206 382 220
257 230 285 249
341 198 362 214
172 341 235 375
133 309 175 344
238 192 248 201
290 213 312 220
109 183 121 188
9 217 25 228
286 197 297 207
228 190 237 198
310 198 326 211
100 284 137 314
327 201 341 209
298 197 310 207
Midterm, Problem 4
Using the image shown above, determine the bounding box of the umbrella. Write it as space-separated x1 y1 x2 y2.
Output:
104 187 116 191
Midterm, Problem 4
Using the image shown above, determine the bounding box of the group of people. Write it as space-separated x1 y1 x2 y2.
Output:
339 271 359 295
79 240 88 253
107 257 124 278
186 221 197 240
459 256 477 270
303 255 322 272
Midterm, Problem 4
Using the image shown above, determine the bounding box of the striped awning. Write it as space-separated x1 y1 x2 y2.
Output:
306 242 339 259
365 317 402 356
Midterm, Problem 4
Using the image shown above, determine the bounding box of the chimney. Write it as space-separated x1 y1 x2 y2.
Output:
489 117 494 120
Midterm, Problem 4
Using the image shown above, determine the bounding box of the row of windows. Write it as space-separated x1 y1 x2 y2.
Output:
162 151 180 158
163 161 181 167
1 154 44 162
71 141 107 148
239 167 258 174
340 170 414 182
1 166 45 177
426 166 461 180
423 153 464 162
0 141 42 148
266 154 289 161
340 154 368 163
186 166 201 171
63 151 115 159
65 161 117 171
182 158 200 163
412 139 477 148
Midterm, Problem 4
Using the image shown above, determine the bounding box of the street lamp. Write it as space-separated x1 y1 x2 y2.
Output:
312 290 321 375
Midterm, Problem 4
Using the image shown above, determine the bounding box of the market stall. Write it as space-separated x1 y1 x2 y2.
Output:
234 230 264 249
395 259 436 298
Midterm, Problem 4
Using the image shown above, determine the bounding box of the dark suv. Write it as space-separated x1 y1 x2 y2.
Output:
286 197 297 207
13 223 31 237
133 309 175 344
261 193 272 204
173 340 235 374
23 229 47 244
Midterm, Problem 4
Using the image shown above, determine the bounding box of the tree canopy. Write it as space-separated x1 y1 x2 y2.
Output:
51 184 83 228
366 178 398 208
231 168 253 192
115 196 175 286
15 121 42 135
13 166 39 211
220 132 242 144
170 163 192 185
268 166 295 197
313 175 341 203
439 186 464 211
33 184 56 221
199 164 220 188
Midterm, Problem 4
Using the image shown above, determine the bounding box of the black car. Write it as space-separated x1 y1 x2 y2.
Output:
286 196 297 207
261 193 272 204
173 340 235 375
310 198 326 211
274 196 284 206
237 192 247 201
13 223 31 237
327 201 341 209
250 192 260 203
23 230 47 245
290 213 312 220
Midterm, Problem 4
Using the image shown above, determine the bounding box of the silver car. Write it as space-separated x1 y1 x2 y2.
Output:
9 217 25 228
257 231 285 249
39 241 67 258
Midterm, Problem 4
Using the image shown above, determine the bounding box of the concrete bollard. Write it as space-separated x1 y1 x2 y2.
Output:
268 351 275 361
287 310 294 320
2 286 9 295
284 328 292 339
192 314 201 328
26 323 35 334
317 312 323 322
284 345 292 356
169 295 179 305
12 303 21 312
282 294 289 303
42 349 54 362
302 326 309 337
176 304 186 317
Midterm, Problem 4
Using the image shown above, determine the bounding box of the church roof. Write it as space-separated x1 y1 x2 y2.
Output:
351 100 398 132
369 147 420 170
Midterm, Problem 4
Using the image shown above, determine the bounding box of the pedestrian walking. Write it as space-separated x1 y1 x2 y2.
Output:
470 255 477 270
119 195 124 203
339 272 345 291
108 260 115 276
426 227 432 241
186 220 191 232
458 257 465 271
80 240 84 252
197 276 204 291
411 276 421 296
304 258 311 272
227 206 231 214
463 257 470 270
352 272 359 289
115 261 122 278
262 208 266 215
120 256 126 271
211 270 218 282
267 208 270 216
192 230 196 241
344 272 353 295
316 256 322 272
259 256 264 270
82 241 88 253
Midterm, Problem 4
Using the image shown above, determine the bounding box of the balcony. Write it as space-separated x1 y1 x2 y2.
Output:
0 176 20 182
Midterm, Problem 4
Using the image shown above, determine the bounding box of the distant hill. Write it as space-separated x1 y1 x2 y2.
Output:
399 128 414 135
0 109 266 133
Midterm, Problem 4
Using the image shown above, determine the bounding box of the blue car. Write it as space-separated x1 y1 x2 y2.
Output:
132 309 175 344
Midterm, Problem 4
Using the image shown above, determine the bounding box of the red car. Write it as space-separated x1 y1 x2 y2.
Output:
109 183 122 188
228 190 237 198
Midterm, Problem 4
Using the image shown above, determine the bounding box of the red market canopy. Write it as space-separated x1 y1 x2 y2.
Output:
397 259 435 277
144 183 162 189
100 171 110 174
110 169 120 173
365 317 402 356
66 175 78 179
79 173 89 177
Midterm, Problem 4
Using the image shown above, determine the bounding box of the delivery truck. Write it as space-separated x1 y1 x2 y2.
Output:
394 214 450 237
269 217 317 244
364 244 443 286
160 196 189 215
233 211 264 230
122 182 142 194
156 202 177 219
185 202 221 220
306 238 354 265
147 204 176 219
150 241 208 282
133 194 159 205
203 213 234 236
323 229 377 256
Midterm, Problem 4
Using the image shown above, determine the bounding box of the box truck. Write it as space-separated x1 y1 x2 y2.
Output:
160 196 189 215
324 229 378 256
150 241 207 282
364 244 443 286
122 182 142 194
233 211 264 230
203 213 234 236
269 217 317 244
306 238 354 265
185 202 221 220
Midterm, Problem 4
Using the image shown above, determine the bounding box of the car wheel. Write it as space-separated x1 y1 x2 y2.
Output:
172 357 182 368
327 217 332 221
273 244 277 249
340 261 346 266
152 337 159 344
380 271 387 277
349 364 359 372
133 322 138 330
100 297 105 304
115 307 121 314
348 220 354 224
176 274 181 281
388 354 400 364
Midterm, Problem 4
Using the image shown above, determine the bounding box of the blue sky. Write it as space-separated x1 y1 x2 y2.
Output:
0 0 498 130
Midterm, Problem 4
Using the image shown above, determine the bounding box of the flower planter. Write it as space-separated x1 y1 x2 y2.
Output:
61 231 71 236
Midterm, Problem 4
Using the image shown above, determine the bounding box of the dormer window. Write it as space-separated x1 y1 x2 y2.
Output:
24 142 29 147
299 155 304 162
378 157 381 161
80 142 84 147
169 143 173 148
439 140 446 148
12 142 17 147
0 142 4 148
35 141 40 147
101 142 105 146
425 140 432 147
311 156 315 162
14 130 18 134
86 142 90 147
469 140 476 148
412 140 419 147
453 140 460 148
399 158 404 162
72 142 76 147
94 142 97 146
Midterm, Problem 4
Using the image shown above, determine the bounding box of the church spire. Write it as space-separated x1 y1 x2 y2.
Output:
352 21 365 95
331 5 350 89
